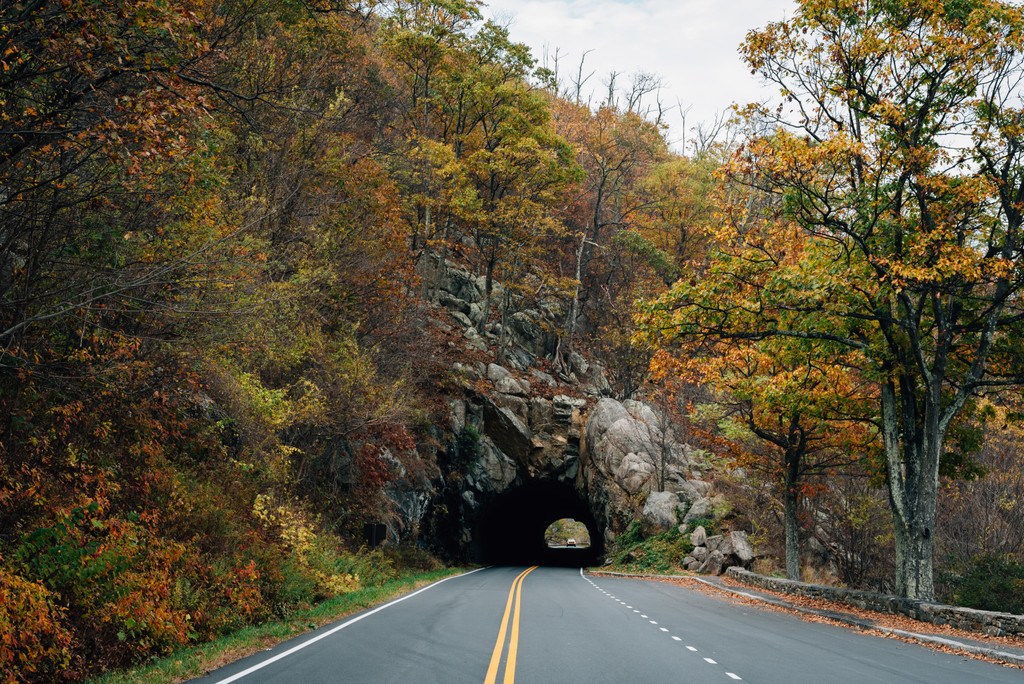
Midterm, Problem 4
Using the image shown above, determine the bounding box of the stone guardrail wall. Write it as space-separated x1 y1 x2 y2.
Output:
726 567 1024 638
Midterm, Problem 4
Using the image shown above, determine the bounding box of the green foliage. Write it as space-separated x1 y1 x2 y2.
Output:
606 524 694 575
688 517 718 536
941 554 1024 615
451 424 482 470
544 518 590 546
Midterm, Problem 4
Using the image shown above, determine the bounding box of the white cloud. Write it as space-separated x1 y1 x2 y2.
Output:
485 0 797 148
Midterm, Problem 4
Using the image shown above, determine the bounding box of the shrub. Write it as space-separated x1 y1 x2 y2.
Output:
0 565 73 682
608 526 694 575
942 554 1024 615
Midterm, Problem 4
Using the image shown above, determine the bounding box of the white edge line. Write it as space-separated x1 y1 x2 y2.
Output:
211 567 486 683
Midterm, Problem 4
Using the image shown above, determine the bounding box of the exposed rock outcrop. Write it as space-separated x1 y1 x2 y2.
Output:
682 525 757 575
404 257 744 564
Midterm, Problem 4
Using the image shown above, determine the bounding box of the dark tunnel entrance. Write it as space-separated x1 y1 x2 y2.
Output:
475 480 603 567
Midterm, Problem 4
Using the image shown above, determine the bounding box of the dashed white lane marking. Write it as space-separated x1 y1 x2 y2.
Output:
585 573 744 682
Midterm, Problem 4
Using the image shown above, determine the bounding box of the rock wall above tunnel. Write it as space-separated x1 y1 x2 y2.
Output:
412 257 714 565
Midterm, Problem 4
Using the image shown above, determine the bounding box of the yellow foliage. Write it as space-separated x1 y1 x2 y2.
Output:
252 494 361 596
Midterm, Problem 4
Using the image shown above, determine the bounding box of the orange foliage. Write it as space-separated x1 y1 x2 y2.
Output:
0 565 73 683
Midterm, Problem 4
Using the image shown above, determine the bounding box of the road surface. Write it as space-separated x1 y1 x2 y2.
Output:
194 566 1022 683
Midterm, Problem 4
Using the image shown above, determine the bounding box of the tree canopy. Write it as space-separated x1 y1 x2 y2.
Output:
643 0 1024 599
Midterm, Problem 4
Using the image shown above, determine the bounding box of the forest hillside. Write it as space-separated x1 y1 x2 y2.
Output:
2 0 1024 681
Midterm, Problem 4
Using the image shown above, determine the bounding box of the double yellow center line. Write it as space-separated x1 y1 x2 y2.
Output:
484 566 538 684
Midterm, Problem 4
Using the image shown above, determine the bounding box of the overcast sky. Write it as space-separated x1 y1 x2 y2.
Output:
485 0 798 150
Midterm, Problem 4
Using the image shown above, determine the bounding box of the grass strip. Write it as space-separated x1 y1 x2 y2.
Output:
90 567 469 684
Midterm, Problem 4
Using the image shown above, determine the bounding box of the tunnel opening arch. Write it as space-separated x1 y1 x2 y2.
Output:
473 479 604 567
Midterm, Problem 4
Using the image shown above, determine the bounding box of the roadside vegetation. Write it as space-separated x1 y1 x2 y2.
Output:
89 565 462 684
602 523 696 576
3 0 1024 680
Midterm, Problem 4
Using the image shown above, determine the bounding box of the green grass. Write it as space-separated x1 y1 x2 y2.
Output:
89 567 469 684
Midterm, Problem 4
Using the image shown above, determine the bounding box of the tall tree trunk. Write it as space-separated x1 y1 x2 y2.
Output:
881 379 941 600
892 508 935 600
562 233 588 368
783 449 801 581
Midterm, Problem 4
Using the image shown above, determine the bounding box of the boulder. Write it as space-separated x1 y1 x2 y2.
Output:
439 291 471 315
464 327 487 351
584 398 632 447
528 397 554 432
727 531 755 564
487 363 512 382
614 452 656 491
690 525 707 548
440 266 482 302
502 345 534 371
449 310 473 329
491 393 528 424
452 362 482 381
553 394 588 422
700 550 726 576
687 479 713 497
449 399 467 432
705 534 725 553
664 476 700 504
683 496 714 524
642 491 681 530
495 375 528 396
583 363 613 396
482 399 532 464
691 546 709 563
509 311 546 355
469 302 487 328
530 368 557 387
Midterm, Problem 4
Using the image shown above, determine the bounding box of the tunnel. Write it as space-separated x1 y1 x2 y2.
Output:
474 479 604 567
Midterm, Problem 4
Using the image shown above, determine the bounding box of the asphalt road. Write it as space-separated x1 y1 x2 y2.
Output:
194 566 1022 683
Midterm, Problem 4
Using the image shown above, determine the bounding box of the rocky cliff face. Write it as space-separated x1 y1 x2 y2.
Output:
405 258 743 570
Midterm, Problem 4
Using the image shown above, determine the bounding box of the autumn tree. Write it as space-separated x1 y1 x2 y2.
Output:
648 0 1024 599
557 104 667 363
0 0 211 359
641 209 876 580
643 327 874 581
